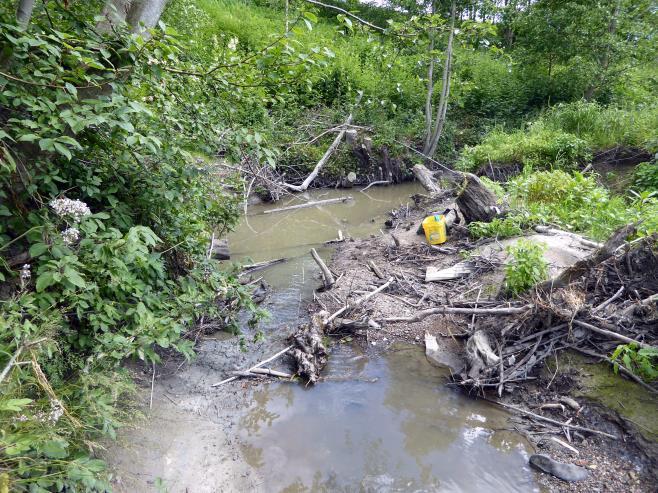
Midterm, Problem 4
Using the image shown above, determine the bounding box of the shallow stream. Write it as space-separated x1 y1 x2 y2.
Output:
108 184 539 492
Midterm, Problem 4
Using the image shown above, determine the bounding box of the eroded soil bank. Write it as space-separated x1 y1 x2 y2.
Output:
106 184 655 492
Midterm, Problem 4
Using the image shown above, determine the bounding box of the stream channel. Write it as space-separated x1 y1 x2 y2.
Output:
108 184 539 492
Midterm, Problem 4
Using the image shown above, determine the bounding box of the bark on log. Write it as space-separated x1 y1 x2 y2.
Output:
455 173 500 223
289 312 328 384
412 164 441 194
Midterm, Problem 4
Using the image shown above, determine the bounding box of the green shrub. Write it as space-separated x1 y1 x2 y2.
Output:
504 240 548 296
611 343 658 382
633 161 658 192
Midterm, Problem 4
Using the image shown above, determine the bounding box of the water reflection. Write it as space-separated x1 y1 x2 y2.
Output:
239 345 537 492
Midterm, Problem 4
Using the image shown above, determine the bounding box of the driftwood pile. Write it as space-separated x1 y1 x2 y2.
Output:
455 226 658 395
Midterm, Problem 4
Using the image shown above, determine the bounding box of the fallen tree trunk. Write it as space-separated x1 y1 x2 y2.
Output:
412 163 441 194
263 196 352 214
284 93 363 192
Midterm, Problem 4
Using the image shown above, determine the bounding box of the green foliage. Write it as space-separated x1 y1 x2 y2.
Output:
458 101 658 172
504 239 548 296
633 161 658 192
611 343 658 382
468 216 524 240
506 169 658 240
0 2 274 490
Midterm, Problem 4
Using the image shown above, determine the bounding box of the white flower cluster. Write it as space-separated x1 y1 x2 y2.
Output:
34 399 64 425
61 227 81 246
227 37 239 51
20 263 31 282
49 198 91 223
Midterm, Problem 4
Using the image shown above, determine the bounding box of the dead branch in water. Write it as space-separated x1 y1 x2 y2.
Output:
263 196 352 214
283 93 363 192
211 345 293 387
381 305 531 323
311 248 335 290
482 398 617 439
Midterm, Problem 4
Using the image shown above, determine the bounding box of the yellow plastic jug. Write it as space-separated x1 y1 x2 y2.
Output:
422 214 447 245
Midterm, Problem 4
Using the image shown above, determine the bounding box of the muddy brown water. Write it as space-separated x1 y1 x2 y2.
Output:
107 184 539 492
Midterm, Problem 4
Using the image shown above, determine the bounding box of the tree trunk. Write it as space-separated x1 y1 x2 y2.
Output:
423 0 456 158
127 0 170 33
16 0 35 29
98 0 133 32
455 173 499 223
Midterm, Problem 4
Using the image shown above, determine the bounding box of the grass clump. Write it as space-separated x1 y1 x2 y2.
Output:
504 240 548 296
468 216 524 240
457 101 658 172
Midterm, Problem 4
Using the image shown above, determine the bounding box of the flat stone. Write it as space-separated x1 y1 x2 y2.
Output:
529 454 589 482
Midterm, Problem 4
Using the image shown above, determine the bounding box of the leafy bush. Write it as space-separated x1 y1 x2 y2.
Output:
0 3 268 490
505 169 658 240
633 161 658 192
611 343 658 382
468 216 524 240
504 239 548 296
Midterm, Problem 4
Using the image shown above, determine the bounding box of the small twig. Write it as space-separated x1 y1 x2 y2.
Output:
149 361 156 410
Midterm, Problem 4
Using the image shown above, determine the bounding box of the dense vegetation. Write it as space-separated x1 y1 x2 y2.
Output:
1 0 656 490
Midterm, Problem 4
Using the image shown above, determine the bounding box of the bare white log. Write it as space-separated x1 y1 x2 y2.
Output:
325 277 395 324
241 258 287 274
263 196 352 214
534 225 602 249
232 368 293 379
310 248 335 290
382 305 531 323
284 93 363 192
211 345 293 387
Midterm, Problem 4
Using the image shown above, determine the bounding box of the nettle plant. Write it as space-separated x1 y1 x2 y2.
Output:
504 239 548 296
